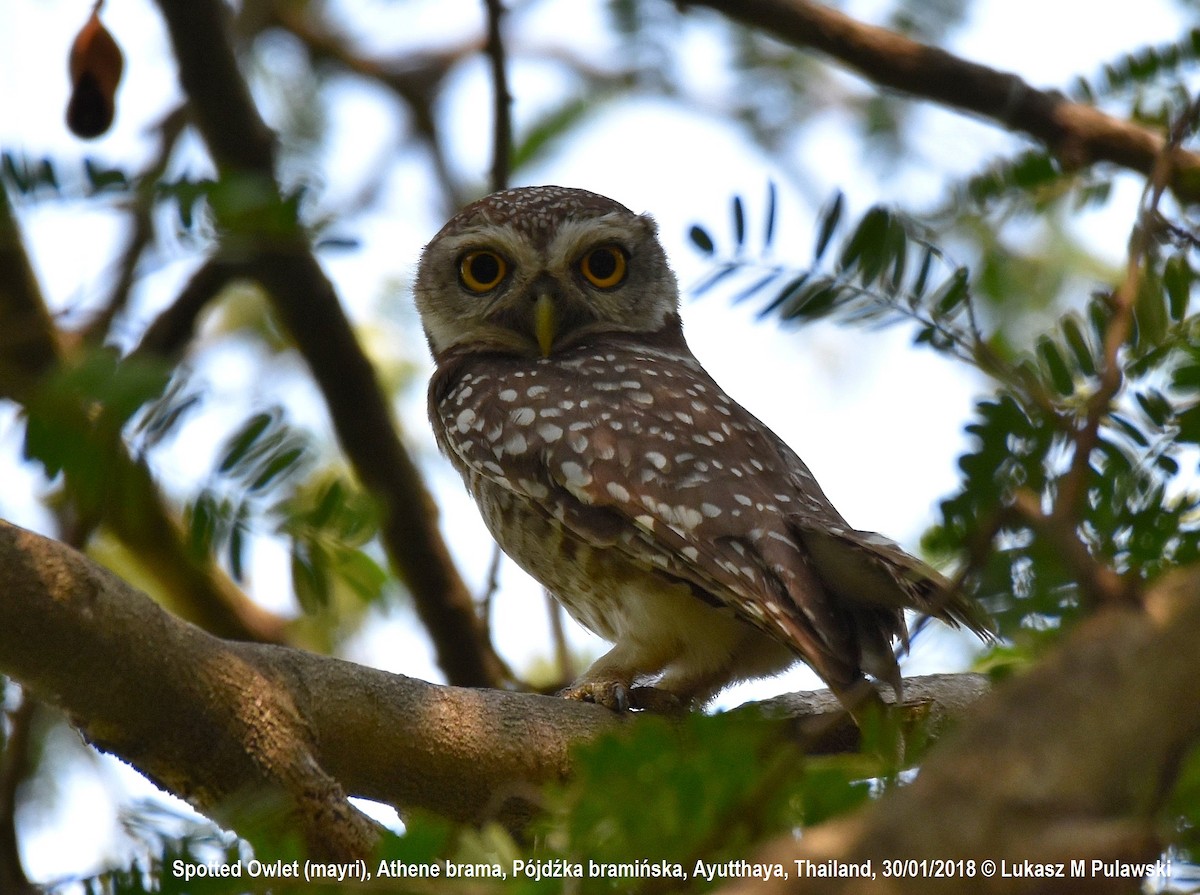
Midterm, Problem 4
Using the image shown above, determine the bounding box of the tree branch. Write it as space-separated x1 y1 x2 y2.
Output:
0 520 986 846
0 520 376 859
681 0 1200 203
81 106 189 347
0 182 60 399
0 692 37 895
151 0 507 688
483 0 512 193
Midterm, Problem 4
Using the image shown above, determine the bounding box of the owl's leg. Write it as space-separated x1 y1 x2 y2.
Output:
654 625 797 709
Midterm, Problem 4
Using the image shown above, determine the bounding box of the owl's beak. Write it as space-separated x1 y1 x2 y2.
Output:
534 292 557 357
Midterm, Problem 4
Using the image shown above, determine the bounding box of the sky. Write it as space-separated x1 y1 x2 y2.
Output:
0 0 1193 885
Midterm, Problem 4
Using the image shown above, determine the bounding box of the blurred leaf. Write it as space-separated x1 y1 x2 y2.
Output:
813 190 844 262
84 157 129 193
509 95 593 173
763 180 777 249
688 224 715 255
219 412 275 474
1164 252 1194 322
691 262 739 296
729 270 782 305
1059 314 1097 377
731 193 746 251
1036 336 1075 396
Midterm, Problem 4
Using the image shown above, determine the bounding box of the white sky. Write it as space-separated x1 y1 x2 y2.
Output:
0 0 1192 883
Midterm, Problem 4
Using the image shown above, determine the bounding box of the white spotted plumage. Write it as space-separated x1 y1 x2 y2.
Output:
415 185 992 711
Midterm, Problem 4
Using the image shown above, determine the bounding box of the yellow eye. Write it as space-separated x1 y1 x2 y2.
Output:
459 250 508 292
579 245 627 289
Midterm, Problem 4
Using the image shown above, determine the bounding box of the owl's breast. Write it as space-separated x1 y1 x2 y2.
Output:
429 345 733 641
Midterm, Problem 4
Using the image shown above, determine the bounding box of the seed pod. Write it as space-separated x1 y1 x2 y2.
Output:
66 6 124 138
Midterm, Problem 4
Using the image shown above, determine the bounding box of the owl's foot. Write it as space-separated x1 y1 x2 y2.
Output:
560 680 632 711
559 681 685 713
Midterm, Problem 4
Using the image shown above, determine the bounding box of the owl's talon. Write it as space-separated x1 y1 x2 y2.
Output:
559 681 632 712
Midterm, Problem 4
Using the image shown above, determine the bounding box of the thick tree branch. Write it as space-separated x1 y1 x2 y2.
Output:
0 520 376 859
721 566 1200 895
0 520 985 845
681 0 1200 203
152 0 506 688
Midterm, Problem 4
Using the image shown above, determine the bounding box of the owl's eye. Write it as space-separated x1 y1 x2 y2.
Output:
459 251 508 292
578 245 627 289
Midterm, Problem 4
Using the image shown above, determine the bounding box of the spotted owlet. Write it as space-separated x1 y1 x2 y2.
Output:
415 185 991 713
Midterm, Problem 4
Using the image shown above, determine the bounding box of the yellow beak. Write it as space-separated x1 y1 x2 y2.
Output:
534 292 557 357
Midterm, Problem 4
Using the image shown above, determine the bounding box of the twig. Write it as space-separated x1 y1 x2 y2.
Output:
0 690 36 895
82 105 188 346
679 0 1200 203
1012 489 1132 606
151 0 509 687
545 590 573 683
258 1 476 212
479 542 503 624
129 254 239 362
483 0 513 192
1055 95 1200 535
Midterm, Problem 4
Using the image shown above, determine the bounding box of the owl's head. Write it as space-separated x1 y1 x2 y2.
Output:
414 186 680 359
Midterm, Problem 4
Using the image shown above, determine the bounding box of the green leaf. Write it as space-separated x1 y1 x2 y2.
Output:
1163 252 1194 322
758 272 810 318
336 550 389 603
839 206 890 281
509 96 592 173
1036 336 1075 396
780 278 840 321
813 190 844 262
218 412 275 474
248 446 305 492
228 501 249 582
730 271 783 305
1132 266 1169 349
688 224 715 255
763 180 778 249
732 194 746 250
84 158 129 193
911 245 935 297
1059 314 1097 377
1172 355 1200 393
691 262 739 296
1134 389 1171 427
291 542 327 612
1177 404 1200 444
934 267 970 315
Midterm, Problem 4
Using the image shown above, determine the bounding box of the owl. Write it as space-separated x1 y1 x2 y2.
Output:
415 185 991 714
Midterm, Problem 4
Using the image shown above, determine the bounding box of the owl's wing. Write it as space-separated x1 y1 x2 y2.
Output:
792 524 995 642
544 442 880 691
